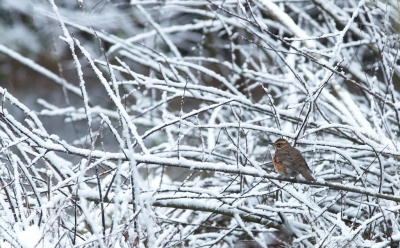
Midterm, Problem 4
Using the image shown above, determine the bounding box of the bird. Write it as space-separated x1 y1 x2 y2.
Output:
271 138 315 181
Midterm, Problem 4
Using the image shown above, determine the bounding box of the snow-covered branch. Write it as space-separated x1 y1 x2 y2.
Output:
1 0 399 247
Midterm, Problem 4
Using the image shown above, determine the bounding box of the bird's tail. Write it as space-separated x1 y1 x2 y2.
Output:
301 171 315 181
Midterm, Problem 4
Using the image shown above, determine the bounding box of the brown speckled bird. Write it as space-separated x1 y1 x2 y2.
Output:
271 138 315 181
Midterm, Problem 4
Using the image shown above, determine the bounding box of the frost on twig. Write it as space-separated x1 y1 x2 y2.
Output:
0 0 400 247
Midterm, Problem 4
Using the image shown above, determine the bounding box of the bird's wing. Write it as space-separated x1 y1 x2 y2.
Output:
277 151 296 169
292 152 315 181
291 151 312 172
279 149 315 181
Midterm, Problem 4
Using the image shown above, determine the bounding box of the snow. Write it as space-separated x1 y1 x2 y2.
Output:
1 0 400 246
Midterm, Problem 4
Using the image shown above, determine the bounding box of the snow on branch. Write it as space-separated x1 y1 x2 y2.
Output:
0 0 400 247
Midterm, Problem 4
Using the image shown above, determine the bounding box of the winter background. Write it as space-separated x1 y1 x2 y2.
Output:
1 0 400 247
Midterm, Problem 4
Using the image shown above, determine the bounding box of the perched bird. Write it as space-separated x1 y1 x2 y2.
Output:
271 138 315 181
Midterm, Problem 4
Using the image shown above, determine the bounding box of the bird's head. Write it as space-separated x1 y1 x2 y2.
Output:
272 138 290 150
